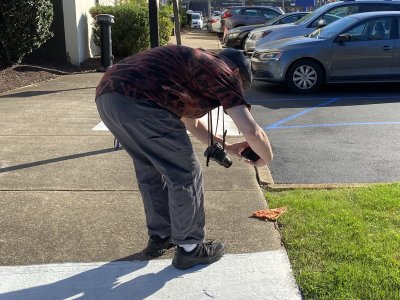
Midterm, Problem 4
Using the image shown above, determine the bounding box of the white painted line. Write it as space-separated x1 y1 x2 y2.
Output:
246 94 400 103
93 108 242 137
0 250 301 300
92 121 109 131
199 107 241 137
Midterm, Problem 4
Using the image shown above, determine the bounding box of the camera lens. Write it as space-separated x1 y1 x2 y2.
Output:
220 155 232 168
204 143 232 168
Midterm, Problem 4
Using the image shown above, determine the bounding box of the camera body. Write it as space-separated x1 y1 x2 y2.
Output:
204 143 232 168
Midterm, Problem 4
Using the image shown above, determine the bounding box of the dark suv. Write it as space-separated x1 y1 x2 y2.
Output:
220 6 284 31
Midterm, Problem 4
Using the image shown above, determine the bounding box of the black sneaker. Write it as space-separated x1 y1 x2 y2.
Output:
144 235 175 258
172 242 225 270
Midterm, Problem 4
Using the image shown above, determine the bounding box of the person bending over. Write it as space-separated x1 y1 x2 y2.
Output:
95 45 273 270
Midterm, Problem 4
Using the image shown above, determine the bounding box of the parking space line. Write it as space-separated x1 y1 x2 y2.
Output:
265 98 339 129
247 94 400 103
273 121 400 129
92 108 242 136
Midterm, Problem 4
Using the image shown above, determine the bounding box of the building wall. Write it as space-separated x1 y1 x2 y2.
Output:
62 0 118 65
98 0 119 4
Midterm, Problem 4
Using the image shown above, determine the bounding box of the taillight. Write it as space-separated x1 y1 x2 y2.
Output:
222 12 233 18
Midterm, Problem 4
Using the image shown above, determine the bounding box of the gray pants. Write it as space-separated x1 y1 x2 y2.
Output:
96 93 205 245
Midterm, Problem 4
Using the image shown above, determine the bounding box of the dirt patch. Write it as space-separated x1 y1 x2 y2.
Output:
0 57 102 94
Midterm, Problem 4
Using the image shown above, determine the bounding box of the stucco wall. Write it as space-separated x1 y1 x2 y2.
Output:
98 0 118 4
62 0 117 65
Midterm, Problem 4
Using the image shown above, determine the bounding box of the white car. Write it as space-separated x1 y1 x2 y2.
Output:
207 15 221 33
190 13 203 29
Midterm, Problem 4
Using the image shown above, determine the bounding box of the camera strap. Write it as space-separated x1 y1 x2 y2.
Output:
206 107 227 166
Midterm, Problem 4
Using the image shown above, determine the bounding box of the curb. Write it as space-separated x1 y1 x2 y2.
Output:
262 182 386 191
255 166 274 186
254 167 390 191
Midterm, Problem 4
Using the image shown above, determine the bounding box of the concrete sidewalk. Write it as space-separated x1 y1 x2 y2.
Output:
0 29 301 299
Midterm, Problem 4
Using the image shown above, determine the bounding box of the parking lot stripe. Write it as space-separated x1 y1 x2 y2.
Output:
93 108 242 136
265 98 339 129
272 121 400 129
247 94 400 103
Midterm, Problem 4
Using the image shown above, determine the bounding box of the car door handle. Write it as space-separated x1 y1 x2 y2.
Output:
382 45 392 51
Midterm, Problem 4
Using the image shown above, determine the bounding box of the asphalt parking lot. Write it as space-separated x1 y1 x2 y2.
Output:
247 81 400 184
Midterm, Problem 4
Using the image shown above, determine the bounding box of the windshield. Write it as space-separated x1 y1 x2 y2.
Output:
308 16 358 39
294 4 331 25
192 14 200 20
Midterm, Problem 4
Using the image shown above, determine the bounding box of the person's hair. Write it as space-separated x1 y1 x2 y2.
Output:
217 48 252 90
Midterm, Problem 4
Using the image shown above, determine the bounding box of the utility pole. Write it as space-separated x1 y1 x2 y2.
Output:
172 0 181 45
149 0 159 48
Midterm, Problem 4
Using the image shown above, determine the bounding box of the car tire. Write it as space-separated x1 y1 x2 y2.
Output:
286 59 324 93
240 33 249 50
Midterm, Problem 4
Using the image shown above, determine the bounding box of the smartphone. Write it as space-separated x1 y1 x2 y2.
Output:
240 146 260 162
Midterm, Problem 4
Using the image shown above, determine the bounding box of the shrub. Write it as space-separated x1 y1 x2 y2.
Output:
0 0 54 68
159 5 174 45
90 4 150 57
90 2 174 57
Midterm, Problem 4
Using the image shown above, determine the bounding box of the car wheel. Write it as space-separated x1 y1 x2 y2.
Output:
286 59 323 93
240 33 249 50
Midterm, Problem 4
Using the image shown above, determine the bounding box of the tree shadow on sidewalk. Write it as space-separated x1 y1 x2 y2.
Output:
0 148 117 174
0 87 96 99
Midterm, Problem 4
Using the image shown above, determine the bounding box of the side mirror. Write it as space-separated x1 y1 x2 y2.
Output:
336 33 351 44
317 19 327 28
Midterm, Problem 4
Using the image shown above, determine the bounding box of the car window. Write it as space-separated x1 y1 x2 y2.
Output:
277 14 302 24
232 8 242 15
342 17 393 41
244 9 258 17
311 5 359 27
260 9 280 19
192 14 200 20
309 16 358 39
263 13 286 25
264 14 284 25
342 21 369 41
295 4 328 25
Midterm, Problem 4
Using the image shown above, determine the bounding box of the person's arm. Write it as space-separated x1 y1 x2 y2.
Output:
226 104 273 166
181 117 227 146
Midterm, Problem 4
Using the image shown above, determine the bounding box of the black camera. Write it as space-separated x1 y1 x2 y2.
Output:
204 143 232 168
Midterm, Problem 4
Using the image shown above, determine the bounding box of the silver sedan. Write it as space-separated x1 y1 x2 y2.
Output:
251 11 400 93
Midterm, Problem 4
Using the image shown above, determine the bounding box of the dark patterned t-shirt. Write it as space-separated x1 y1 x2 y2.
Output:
96 45 249 118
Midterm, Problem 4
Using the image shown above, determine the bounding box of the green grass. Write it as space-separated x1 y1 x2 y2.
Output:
266 183 400 300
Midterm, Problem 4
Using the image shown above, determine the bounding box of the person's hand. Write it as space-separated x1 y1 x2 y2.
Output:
225 141 249 159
